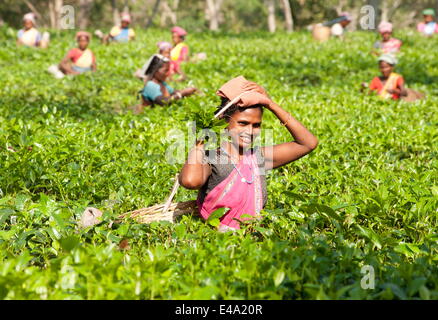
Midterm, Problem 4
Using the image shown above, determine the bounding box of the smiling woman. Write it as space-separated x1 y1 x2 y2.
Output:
179 76 318 232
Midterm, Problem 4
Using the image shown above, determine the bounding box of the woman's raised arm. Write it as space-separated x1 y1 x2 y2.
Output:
262 101 318 170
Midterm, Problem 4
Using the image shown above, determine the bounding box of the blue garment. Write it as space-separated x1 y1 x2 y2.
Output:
142 81 174 103
72 65 92 74
425 22 437 35
113 28 130 42
322 16 348 27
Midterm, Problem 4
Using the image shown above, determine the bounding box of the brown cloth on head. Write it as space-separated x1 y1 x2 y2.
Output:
216 76 268 107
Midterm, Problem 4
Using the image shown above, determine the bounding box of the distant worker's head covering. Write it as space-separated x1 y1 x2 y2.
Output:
23 12 36 25
121 13 132 23
378 21 393 33
75 31 91 41
157 41 172 51
422 8 436 16
171 26 187 37
340 11 352 21
378 53 398 66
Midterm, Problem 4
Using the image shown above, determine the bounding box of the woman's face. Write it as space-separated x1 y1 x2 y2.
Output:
381 31 391 41
226 107 263 150
172 32 181 44
121 20 130 29
77 36 89 50
160 48 171 58
379 61 393 78
24 19 33 30
154 62 170 82
424 15 434 23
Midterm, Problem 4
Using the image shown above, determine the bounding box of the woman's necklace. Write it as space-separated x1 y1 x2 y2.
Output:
220 147 254 184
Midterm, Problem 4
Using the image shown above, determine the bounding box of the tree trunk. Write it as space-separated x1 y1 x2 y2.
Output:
387 0 402 20
206 0 223 31
145 0 161 28
399 10 417 28
78 0 94 29
24 0 47 27
335 0 347 15
122 2 130 15
381 0 388 22
267 0 276 33
280 0 293 32
49 0 63 29
161 0 179 27
111 0 120 26
349 9 359 31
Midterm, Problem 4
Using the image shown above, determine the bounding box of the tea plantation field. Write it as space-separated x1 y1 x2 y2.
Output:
0 28 437 299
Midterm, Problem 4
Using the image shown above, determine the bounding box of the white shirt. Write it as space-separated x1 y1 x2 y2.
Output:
331 23 344 36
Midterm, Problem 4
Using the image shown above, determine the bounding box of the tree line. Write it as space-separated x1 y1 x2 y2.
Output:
1 0 438 32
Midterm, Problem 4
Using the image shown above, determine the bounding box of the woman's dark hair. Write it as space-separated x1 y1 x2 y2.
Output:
215 97 264 121
145 55 169 78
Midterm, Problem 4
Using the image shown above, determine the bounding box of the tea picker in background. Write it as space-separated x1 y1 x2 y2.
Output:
48 32 96 79
158 41 173 59
311 12 352 41
95 13 136 44
131 54 197 114
328 12 352 38
179 76 318 232
417 8 438 36
134 41 185 82
17 13 50 48
170 26 190 81
361 54 424 102
362 54 406 100
362 53 407 100
169 26 207 81
371 22 402 56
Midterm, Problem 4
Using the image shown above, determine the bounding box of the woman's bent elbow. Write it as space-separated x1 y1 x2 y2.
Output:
179 175 203 190
306 137 319 153
309 137 319 151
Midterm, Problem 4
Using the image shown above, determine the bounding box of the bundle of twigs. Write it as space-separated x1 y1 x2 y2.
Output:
118 200 198 224
402 89 425 102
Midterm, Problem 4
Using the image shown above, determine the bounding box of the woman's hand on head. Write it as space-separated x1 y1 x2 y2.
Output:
241 81 273 107
243 81 269 96
240 91 273 108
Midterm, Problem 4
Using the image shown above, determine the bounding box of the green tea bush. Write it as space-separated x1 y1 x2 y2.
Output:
0 28 437 299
